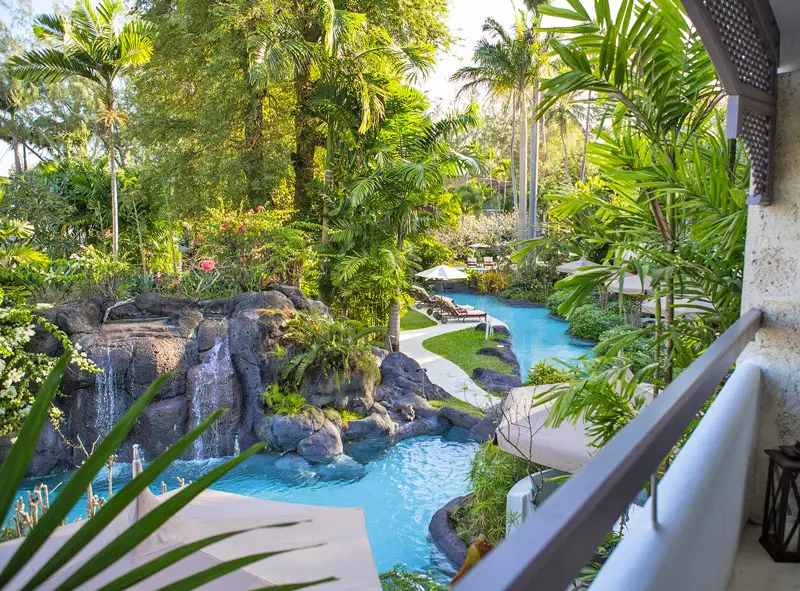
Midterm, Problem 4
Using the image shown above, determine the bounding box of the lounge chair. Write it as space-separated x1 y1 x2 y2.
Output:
411 285 434 309
466 257 480 269
483 256 496 269
441 299 487 324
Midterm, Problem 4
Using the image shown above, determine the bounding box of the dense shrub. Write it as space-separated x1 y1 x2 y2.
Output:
546 291 569 317
526 360 571 386
455 442 541 545
412 237 455 269
467 269 511 294
280 312 381 388
262 384 309 415
501 262 560 303
379 565 447 591
568 304 622 341
597 325 654 372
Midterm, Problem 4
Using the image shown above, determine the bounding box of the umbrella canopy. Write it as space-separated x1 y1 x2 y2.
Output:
0 476 380 590
469 243 490 249
555 257 595 274
606 273 652 295
642 296 713 318
415 265 469 281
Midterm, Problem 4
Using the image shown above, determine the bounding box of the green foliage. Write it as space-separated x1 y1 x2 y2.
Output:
597 325 654 373
0 214 50 298
467 269 511 294
0 356 330 589
192 206 313 294
501 259 561 303
280 312 381 388
380 565 447 591
411 236 455 270
456 442 540 545
526 360 570 386
262 384 309 416
422 329 515 380
567 303 621 341
546 291 569 317
0 289 98 436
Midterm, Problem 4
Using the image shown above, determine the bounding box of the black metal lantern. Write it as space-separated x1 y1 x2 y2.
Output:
760 446 800 562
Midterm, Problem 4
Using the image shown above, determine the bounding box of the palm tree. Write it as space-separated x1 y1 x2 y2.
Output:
10 0 154 261
452 13 539 241
330 88 483 349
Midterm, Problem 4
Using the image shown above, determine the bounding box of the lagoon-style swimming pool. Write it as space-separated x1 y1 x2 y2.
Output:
12 430 479 577
449 293 592 377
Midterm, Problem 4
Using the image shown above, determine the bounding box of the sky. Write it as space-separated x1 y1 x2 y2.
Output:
0 0 583 174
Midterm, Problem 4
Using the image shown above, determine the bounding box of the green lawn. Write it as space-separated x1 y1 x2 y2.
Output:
422 327 516 378
429 397 485 418
400 308 437 330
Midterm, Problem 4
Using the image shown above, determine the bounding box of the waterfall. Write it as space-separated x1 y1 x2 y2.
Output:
191 338 227 459
94 344 120 438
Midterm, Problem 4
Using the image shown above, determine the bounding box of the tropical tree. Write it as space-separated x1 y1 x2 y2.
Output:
452 13 540 241
10 0 154 261
328 86 483 348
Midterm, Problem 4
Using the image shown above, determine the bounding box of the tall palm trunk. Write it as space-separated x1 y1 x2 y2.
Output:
386 232 405 351
509 100 517 214
529 83 540 239
11 111 21 175
518 87 528 241
106 80 119 262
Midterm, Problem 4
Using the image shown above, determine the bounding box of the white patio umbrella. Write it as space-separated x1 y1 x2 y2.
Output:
606 273 652 295
416 265 469 281
555 257 596 274
642 296 714 318
0 462 380 590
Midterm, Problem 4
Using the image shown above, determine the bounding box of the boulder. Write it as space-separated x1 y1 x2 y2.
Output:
437 406 481 430
275 285 314 311
259 409 325 452
134 292 193 317
377 352 449 403
477 346 519 369
134 396 189 458
475 322 511 337
170 308 204 338
394 415 447 439
274 453 313 478
429 496 470 567
342 413 396 441
106 302 143 321
196 318 230 352
232 291 294 315
20 422 76 476
54 298 105 335
126 337 198 399
468 404 503 442
392 394 437 420
318 455 366 481
200 298 236 317
296 420 343 462
301 371 376 415
472 367 522 394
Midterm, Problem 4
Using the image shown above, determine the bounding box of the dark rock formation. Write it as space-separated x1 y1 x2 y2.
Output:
468 404 504 442
472 367 522 394
437 406 481 431
429 495 470 567
475 322 511 337
15 289 456 475
477 345 520 377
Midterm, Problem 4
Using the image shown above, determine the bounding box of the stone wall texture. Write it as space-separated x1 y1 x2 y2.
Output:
740 71 800 521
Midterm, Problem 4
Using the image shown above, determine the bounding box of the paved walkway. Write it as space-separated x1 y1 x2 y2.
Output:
400 315 505 409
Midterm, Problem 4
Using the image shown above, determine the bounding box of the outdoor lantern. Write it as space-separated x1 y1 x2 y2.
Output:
760 445 800 562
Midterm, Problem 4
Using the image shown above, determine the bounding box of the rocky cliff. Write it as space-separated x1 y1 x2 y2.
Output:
9 287 460 475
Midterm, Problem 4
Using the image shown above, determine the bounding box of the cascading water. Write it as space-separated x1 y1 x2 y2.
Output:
94 344 120 438
190 338 228 459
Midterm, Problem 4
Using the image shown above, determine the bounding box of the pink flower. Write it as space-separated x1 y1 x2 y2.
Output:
232 227 238 233
220 223 228 230
248 209 254 215
256 205 264 212
197 238 204 244
104 229 112 239
240 256 248 264
200 259 216 272
172 278 180 285
156 276 163 284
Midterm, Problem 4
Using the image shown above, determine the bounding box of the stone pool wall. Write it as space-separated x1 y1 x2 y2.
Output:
4 288 472 475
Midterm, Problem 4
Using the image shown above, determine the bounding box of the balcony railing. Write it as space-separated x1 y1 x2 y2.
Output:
454 308 763 591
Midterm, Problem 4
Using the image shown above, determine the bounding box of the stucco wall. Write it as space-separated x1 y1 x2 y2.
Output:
739 71 800 522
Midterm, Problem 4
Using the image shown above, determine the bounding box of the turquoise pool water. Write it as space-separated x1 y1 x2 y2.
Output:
449 293 592 377
12 430 478 576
